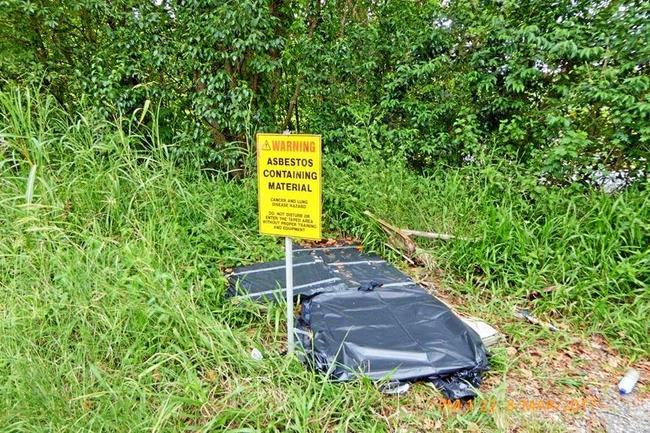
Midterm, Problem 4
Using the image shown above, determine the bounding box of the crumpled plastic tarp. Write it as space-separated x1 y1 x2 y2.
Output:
227 245 489 399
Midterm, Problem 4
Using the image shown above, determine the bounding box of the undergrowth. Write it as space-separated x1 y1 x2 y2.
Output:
327 159 650 357
1 88 647 432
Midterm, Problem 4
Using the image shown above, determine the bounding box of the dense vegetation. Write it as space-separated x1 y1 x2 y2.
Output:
0 1 648 431
2 0 649 178
2 87 648 432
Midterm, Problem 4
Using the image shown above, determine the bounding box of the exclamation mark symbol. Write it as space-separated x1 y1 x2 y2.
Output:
262 140 271 151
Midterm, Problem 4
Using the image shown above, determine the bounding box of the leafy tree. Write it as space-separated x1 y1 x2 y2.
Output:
1 0 648 183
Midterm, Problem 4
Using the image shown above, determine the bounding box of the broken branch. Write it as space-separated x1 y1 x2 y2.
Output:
400 228 456 241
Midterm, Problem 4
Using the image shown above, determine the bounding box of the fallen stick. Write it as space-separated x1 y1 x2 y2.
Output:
400 228 456 241
363 210 417 256
363 210 435 267
383 242 417 266
363 211 463 242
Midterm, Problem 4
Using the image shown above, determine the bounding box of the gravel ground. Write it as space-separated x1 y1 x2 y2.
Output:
596 389 650 433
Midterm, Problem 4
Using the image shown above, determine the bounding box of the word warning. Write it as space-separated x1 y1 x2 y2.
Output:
257 133 322 240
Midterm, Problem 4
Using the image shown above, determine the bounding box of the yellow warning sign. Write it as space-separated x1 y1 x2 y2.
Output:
257 133 322 240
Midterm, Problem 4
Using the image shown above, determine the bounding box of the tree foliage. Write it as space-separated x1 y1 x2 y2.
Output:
1 0 648 183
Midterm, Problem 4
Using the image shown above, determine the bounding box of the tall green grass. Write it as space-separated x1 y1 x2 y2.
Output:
0 88 390 432
0 87 647 432
326 157 650 357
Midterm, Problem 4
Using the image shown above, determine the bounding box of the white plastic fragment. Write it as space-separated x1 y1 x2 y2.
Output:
250 348 263 361
461 317 503 348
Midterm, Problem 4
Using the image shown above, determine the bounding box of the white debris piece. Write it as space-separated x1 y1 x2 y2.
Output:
461 317 503 348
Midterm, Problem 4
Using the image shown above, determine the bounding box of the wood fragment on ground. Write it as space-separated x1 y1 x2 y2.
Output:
400 228 462 241
363 210 438 268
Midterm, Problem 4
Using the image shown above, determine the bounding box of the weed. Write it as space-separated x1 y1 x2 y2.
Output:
1 87 647 432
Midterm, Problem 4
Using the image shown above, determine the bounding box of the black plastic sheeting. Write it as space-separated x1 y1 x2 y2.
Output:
227 245 489 399
228 246 409 301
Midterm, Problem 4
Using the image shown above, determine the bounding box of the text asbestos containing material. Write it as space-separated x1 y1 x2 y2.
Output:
257 133 322 240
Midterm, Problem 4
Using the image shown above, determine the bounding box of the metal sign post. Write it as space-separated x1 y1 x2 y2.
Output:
285 237 294 354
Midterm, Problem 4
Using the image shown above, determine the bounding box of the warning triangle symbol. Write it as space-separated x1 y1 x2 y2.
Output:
262 140 271 151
